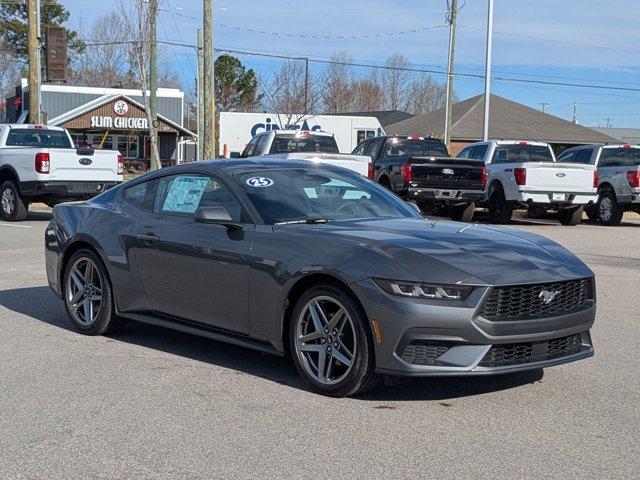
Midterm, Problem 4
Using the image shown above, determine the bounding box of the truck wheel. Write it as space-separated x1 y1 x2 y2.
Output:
0 181 28 222
527 205 547 219
558 206 584 226
378 176 392 191
488 189 513 224
450 202 475 222
598 191 623 226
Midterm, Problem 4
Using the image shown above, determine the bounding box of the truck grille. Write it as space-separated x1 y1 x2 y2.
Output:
479 334 583 367
480 278 594 321
399 341 451 366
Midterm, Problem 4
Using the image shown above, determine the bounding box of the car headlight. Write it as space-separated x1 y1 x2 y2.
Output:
373 278 473 300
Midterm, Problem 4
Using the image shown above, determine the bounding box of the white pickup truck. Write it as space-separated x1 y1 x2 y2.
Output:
0 124 123 221
239 130 372 178
457 140 598 225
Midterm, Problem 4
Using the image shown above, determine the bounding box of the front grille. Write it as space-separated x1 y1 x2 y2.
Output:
400 341 451 366
480 278 594 321
479 334 583 367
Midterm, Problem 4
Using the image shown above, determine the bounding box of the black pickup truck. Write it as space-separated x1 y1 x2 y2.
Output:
352 135 487 221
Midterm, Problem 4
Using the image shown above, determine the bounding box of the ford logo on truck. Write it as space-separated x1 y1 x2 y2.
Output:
442 168 455 175
79 158 93 166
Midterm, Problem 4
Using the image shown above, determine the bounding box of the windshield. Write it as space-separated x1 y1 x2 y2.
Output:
269 134 340 154
236 168 420 224
6 129 72 148
600 147 640 166
383 138 449 158
492 144 554 163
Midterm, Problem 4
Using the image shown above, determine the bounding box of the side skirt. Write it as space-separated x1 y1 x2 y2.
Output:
120 311 284 357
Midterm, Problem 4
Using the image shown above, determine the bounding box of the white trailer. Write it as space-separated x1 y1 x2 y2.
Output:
219 112 384 156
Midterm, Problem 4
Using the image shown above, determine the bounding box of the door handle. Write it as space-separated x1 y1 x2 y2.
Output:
135 233 159 244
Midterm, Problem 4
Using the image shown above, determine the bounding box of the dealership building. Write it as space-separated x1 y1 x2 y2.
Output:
4 79 195 165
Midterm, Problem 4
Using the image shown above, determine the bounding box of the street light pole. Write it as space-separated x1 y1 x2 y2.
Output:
443 0 457 149
482 0 494 141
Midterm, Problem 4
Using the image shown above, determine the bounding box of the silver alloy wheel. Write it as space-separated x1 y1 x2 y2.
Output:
294 296 357 386
1 187 15 215
599 197 612 222
65 257 103 326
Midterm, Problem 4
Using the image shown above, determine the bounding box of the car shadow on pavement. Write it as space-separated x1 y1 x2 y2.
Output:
1 285 544 402
26 210 53 222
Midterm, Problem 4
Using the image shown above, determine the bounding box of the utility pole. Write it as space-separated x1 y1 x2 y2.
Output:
482 0 494 141
197 29 204 160
149 0 160 170
572 102 578 124
443 0 457 149
203 0 216 158
303 57 309 115
539 102 549 113
606 117 612 128
27 0 41 123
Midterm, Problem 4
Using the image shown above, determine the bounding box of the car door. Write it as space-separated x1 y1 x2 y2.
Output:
132 172 254 334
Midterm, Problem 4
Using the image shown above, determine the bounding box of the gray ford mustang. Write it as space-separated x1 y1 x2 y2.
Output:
45 159 596 397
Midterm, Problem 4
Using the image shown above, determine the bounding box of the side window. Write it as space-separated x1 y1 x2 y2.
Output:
197 178 244 222
492 148 509 164
456 146 474 159
368 138 385 159
154 174 212 216
240 136 259 158
573 148 594 164
253 134 269 156
124 179 158 211
352 140 368 156
557 150 575 163
471 144 488 161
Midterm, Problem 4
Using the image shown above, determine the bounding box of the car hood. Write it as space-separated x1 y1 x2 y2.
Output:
288 218 593 286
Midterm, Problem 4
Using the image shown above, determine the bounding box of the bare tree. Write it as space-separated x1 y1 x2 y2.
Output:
118 0 160 169
351 68 384 112
321 51 355 114
0 45 23 121
260 59 320 129
406 74 448 115
380 53 411 111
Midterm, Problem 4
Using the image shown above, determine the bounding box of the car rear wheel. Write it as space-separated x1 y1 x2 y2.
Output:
63 249 125 335
289 284 380 397
527 205 547 219
488 189 513 224
450 202 475 222
598 191 623 226
558 205 584 226
0 181 28 222
584 204 598 221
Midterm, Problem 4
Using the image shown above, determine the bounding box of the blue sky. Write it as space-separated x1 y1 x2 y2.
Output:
64 0 640 128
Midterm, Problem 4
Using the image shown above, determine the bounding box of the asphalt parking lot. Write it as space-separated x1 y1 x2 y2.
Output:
1 207 639 479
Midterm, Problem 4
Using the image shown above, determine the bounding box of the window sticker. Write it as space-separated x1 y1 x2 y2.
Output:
162 176 209 213
246 177 275 188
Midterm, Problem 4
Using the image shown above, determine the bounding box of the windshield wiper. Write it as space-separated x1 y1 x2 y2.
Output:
274 216 329 225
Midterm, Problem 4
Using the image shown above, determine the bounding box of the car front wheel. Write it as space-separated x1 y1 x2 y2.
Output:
488 189 513 224
63 249 125 335
289 284 380 397
598 192 623 226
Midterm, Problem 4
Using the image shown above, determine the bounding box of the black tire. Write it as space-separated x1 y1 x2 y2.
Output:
378 176 392 191
289 283 381 397
527 205 547 219
598 191 623 226
63 248 125 335
558 205 584 226
450 202 475 222
584 204 598 222
488 188 513 224
0 181 28 222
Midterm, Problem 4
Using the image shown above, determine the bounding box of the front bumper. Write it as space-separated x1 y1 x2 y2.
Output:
351 278 596 377
21 180 120 198
406 187 486 205
516 190 598 206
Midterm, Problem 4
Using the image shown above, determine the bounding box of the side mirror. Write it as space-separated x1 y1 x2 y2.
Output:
194 206 243 230
406 201 422 214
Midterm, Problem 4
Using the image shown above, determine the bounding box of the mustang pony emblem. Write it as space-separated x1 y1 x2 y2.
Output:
539 290 560 304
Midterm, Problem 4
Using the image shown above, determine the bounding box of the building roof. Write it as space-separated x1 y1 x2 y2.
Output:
329 110 415 127
591 127 640 145
386 94 618 145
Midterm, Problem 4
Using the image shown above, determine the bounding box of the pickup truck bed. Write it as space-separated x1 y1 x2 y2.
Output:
262 152 371 177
